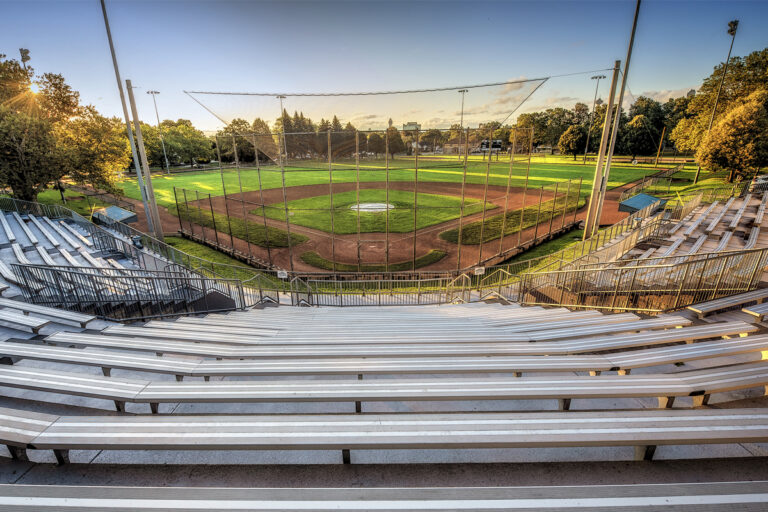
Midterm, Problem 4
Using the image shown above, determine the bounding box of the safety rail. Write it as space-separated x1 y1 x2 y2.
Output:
11 264 245 321
515 247 768 313
0 190 710 308
618 164 684 203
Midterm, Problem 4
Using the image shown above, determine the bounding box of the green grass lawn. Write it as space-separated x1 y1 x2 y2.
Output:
118 156 659 208
260 189 494 234
34 188 112 218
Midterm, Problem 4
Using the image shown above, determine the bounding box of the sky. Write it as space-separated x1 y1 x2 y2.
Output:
2 0 767 132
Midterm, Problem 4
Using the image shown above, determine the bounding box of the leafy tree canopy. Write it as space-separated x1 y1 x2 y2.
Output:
696 89 768 182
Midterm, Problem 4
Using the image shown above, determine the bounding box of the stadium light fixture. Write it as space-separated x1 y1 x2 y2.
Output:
146 90 171 175
583 75 606 163
694 19 739 184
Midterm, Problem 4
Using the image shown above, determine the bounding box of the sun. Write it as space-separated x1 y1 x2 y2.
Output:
29 83 40 94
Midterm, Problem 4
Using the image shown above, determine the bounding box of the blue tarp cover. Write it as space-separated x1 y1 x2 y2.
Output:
618 193 666 214
93 206 137 224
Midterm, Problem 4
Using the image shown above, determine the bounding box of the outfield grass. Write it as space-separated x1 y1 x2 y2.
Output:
170 203 307 248
300 249 447 272
118 156 657 208
260 189 494 234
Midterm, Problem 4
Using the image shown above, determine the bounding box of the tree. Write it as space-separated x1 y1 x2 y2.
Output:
557 125 586 160
385 126 405 158
696 89 768 182
56 106 130 194
216 118 254 162
0 52 111 201
672 48 768 152
251 117 279 162
164 120 213 166
572 102 590 126
515 112 547 148
621 115 657 159
629 96 665 133
367 132 384 156
543 108 575 153
421 128 444 152
0 106 59 201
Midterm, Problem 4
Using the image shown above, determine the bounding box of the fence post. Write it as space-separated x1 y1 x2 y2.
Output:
533 186 544 241
207 193 220 247
548 182 559 236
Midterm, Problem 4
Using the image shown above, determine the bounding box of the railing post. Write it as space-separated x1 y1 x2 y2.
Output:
673 262 692 310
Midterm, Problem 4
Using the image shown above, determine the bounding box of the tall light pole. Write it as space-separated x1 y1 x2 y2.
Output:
99 0 152 231
595 0 641 235
583 75 605 163
694 19 739 184
457 89 468 160
127 80 165 242
147 90 171 175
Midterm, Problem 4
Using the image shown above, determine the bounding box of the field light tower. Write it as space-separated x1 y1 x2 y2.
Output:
146 90 171 175
583 75 606 163
694 19 739 184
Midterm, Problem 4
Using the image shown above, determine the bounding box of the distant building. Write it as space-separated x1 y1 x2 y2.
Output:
443 137 468 154
402 122 421 132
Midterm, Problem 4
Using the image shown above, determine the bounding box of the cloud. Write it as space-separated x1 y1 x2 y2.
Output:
636 87 696 103
491 92 528 107
497 76 529 94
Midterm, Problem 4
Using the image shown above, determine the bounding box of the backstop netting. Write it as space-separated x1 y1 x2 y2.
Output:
176 78 586 273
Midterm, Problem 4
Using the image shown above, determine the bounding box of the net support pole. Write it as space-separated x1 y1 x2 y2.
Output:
456 128 470 271
232 135 240 169
216 136 235 249
497 129 516 256
207 192 220 247
182 188 193 239
597 1 641 231
355 131 361 272
278 131 294 271
126 79 164 241
583 60 621 240
517 128 533 247
172 187 183 232
562 179 572 230
252 134 272 265
574 176 583 226
412 129 419 270
477 125 493 265
548 182 559 236
533 185 544 241
327 130 336 273
235 163 255 264
385 130 390 272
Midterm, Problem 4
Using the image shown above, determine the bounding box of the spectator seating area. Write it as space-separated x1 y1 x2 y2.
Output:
0 297 767 466
625 193 768 261
0 211 140 297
